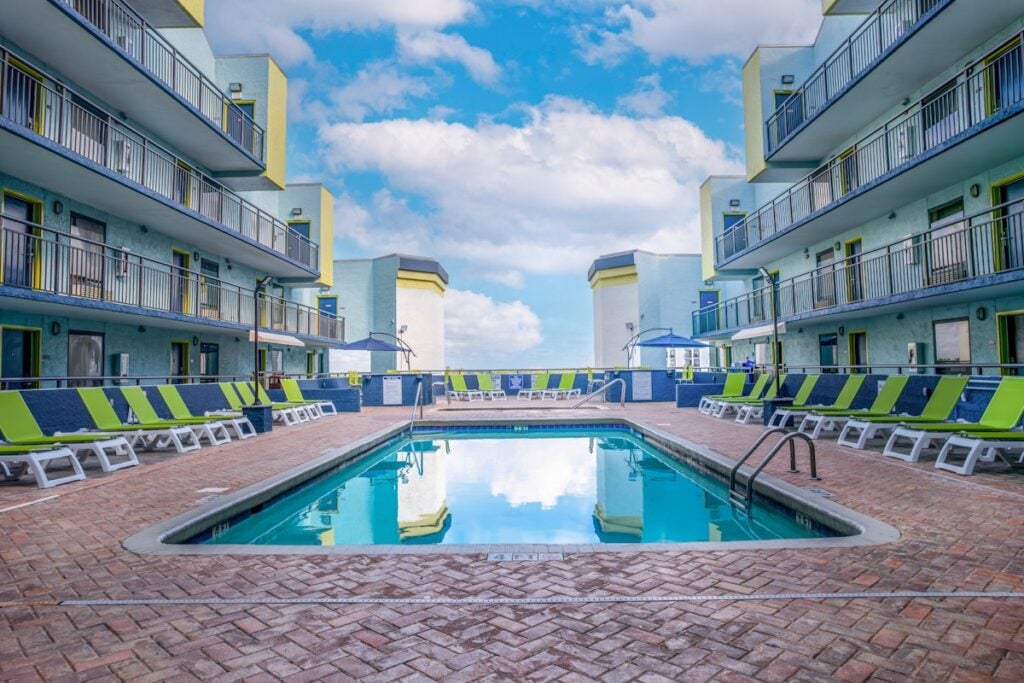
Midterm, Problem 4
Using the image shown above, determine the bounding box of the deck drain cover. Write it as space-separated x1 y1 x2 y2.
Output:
488 553 564 561
806 487 833 497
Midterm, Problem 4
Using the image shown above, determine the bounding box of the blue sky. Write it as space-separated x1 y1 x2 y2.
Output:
208 0 823 368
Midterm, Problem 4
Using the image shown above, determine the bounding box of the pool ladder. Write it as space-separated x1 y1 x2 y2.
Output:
728 428 818 514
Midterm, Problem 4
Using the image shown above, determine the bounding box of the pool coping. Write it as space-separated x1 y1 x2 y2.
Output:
122 417 901 556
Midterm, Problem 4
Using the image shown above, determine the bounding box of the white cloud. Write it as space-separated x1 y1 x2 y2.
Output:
206 0 477 67
576 0 822 65
617 73 670 116
397 30 502 86
445 289 542 365
320 96 742 276
329 62 432 121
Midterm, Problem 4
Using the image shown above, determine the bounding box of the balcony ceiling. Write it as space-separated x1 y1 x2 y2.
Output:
0 0 262 176
129 0 202 28
763 0 1024 180
0 125 315 279
724 109 1024 269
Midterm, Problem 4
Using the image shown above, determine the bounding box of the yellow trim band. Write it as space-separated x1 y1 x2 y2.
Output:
397 269 446 295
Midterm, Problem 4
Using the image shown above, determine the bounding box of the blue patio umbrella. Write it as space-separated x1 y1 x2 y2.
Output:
636 332 708 348
341 336 405 352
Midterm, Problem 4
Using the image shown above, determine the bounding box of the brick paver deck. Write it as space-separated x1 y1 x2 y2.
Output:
1 403 1023 681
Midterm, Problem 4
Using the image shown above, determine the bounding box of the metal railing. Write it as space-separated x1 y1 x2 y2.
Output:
766 0 944 154
58 0 264 160
0 221 344 341
728 429 818 514
699 201 1024 336
0 46 317 270
572 378 626 408
719 36 1024 264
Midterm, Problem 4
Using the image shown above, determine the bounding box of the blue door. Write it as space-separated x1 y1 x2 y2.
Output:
698 290 719 333
722 213 746 258
288 221 311 266
318 296 338 338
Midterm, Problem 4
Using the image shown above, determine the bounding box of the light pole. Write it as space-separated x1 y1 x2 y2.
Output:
369 331 416 370
758 266 781 395
252 275 273 406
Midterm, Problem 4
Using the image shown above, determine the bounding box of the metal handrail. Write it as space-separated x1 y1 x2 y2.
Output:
765 0 944 154
0 221 344 341
718 35 1024 264
58 0 265 159
699 199 1024 336
409 381 424 432
0 45 316 269
572 378 626 408
728 430 818 512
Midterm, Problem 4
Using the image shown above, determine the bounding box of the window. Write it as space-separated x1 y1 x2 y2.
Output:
269 348 284 373
68 331 104 387
199 259 220 317
927 199 967 284
199 343 219 382
934 318 971 374
819 333 838 373
69 214 105 298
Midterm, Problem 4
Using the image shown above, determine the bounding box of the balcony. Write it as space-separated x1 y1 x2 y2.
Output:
0 46 318 278
0 221 344 343
764 0 1024 171
696 201 1024 337
718 35 1024 269
0 0 264 174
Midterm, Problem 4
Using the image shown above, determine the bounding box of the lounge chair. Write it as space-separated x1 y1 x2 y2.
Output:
0 445 85 489
156 385 256 440
477 374 507 400
254 383 321 420
517 373 550 400
281 378 338 416
448 374 483 401
798 375 909 439
704 375 770 417
734 375 812 425
0 390 139 473
933 431 1024 476
77 388 202 454
883 377 1024 463
697 373 748 413
232 383 309 425
767 374 866 429
122 387 231 447
542 373 581 399
837 376 969 449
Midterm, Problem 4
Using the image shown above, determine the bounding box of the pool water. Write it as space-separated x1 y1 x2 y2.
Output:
193 428 836 546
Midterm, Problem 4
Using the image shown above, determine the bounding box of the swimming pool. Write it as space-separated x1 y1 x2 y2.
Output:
184 425 841 547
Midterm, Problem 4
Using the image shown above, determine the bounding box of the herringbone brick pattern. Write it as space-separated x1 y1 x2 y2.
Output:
1 404 1022 681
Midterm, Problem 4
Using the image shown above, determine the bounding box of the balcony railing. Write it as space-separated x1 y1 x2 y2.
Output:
0 221 344 341
696 201 1024 336
765 0 944 154
718 36 1024 265
0 46 318 271
57 0 264 160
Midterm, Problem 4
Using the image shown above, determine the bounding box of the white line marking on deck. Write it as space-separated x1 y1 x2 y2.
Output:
0 495 58 514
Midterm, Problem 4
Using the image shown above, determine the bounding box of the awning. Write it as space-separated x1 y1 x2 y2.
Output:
249 330 305 347
731 322 786 341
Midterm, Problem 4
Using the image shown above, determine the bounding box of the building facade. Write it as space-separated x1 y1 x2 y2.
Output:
589 250 745 369
326 255 447 374
0 0 340 388
698 0 1024 375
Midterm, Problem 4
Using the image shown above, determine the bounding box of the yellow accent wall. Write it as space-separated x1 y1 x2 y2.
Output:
397 270 447 295
700 180 716 281
318 186 335 288
177 0 204 26
743 50 767 181
822 0 839 14
265 58 288 190
588 265 638 290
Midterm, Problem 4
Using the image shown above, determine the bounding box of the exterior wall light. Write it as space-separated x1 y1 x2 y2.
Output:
781 74 795 85
229 82 243 94
976 307 987 321
290 208 303 216
50 321 61 335
52 200 63 215
729 199 741 208
969 183 981 198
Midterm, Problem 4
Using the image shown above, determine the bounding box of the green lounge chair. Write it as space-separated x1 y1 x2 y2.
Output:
542 373 580 400
281 378 337 416
156 385 256 440
77 388 202 454
449 374 483 401
735 375 812 425
883 377 1024 463
517 373 550 400
233 383 309 425
798 375 910 439
477 374 507 400
704 374 771 417
0 444 84 489
837 376 969 449
768 374 867 429
756 375 822 427
252 383 319 421
697 373 749 413
934 430 1024 475
0 390 138 472
121 387 232 446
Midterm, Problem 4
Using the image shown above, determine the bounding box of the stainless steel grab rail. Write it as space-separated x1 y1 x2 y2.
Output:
409 381 425 432
572 378 626 408
728 429 818 513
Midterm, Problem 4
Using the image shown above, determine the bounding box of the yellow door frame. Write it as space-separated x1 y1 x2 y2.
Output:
990 169 1024 271
7 57 47 134
983 37 1022 116
169 340 190 380
171 249 191 315
0 324 43 387
837 146 856 197
2 189 44 288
